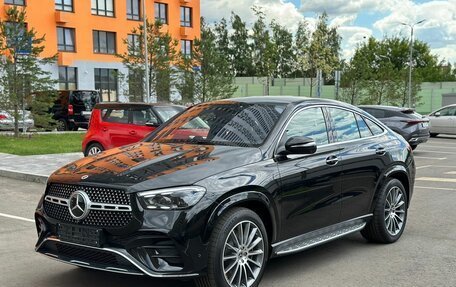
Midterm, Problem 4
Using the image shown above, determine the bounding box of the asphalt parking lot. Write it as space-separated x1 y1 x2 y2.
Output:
0 136 455 287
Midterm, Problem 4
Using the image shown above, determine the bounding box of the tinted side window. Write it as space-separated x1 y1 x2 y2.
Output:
439 107 456 116
131 108 159 125
102 109 129 124
364 117 384 135
285 107 329 145
329 108 360 142
355 114 373 138
364 108 385 118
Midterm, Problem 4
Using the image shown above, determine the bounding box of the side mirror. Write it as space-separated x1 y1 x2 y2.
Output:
434 112 441 117
284 136 317 155
145 122 160 127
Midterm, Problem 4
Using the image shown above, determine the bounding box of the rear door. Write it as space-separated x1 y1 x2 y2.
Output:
101 107 132 149
277 107 342 239
326 108 388 221
430 107 456 134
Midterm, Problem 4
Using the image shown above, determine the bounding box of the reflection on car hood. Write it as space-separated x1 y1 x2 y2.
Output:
49 142 262 190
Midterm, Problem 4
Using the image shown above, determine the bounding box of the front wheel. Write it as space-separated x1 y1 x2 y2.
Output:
195 208 269 287
361 179 408 243
84 143 104 157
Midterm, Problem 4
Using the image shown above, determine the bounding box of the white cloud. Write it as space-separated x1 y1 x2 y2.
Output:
300 0 399 16
201 0 306 32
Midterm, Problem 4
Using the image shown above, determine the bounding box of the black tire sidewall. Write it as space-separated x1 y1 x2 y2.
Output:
209 208 269 287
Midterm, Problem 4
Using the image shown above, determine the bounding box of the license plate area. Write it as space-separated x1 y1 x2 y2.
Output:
58 224 103 247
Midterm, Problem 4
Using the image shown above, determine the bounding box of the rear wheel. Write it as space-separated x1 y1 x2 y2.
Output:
84 143 104 157
430 133 438 138
56 119 68 131
361 179 408 243
411 145 417 150
195 208 268 287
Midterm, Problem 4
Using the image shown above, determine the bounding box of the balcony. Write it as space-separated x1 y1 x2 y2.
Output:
180 27 192 37
55 11 74 24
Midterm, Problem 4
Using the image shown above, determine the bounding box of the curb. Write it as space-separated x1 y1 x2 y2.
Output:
0 169 48 184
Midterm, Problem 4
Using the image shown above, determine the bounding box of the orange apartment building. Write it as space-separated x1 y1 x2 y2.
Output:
0 0 201 102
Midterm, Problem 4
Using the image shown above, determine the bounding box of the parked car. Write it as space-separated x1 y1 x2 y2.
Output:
428 104 456 137
51 90 101 131
0 110 34 131
359 105 430 150
82 102 185 156
35 97 415 287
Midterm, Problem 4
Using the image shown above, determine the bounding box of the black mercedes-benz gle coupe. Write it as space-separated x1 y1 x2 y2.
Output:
35 97 415 287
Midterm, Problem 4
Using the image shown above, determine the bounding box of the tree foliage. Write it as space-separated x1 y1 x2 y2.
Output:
0 6 57 136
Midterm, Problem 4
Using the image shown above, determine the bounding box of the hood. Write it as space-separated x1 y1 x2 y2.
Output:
49 142 262 191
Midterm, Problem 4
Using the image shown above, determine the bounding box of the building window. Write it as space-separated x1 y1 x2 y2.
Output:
155 2 168 24
57 27 75 52
4 0 25 6
55 0 73 11
91 0 114 17
93 30 116 54
181 40 192 57
126 0 140 20
127 34 141 55
180 6 192 27
95 68 118 102
58 66 77 90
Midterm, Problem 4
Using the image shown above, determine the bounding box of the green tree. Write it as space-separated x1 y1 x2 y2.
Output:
308 12 342 96
250 7 277 95
118 20 179 102
0 6 57 136
229 13 254 77
294 21 311 78
270 21 295 78
214 18 231 65
177 19 237 103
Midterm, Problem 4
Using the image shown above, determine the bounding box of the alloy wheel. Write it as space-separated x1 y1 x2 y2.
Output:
222 220 265 287
88 146 102 155
384 186 406 236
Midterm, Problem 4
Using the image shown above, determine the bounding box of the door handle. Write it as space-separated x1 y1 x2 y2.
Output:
326 155 339 166
129 130 137 135
376 147 386 155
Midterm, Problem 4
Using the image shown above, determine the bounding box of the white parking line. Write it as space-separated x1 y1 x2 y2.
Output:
420 145 456 150
415 186 456 191
416 150 456 155
416 177 456 183
414 156 446 160
445 171 456 175
0 212 34 223
416 165 432 170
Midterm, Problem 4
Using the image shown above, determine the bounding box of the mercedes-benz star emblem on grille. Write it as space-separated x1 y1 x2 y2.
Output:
68 191 90 220
81 175 89 180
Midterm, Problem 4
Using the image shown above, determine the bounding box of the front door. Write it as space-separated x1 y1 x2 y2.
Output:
277 107 342 240
431 107 456 134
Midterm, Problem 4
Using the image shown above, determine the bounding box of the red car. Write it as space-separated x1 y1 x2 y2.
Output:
82 103 184 156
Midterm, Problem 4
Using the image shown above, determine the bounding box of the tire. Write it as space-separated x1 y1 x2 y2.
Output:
361 179 408 243
411 145 417 151
56 119 68 131
430 133 438 138
195 208 269 287
84 143 104 157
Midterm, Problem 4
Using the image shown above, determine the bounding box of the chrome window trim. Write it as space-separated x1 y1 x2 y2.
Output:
274 104 388 156
44 195 132 212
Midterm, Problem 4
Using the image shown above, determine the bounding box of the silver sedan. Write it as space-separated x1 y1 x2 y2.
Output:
428 104 456 137
0 110 35 131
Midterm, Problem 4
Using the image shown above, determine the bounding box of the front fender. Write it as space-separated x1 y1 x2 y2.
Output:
204 191 278 243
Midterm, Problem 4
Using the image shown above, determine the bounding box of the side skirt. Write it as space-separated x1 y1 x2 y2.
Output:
271 214 372 257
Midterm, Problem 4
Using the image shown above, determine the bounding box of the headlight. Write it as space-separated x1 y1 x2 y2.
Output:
137 186 206 210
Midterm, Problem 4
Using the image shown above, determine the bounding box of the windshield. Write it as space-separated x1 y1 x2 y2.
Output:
154 106 185 122
147 102 286 147
71 91 100 110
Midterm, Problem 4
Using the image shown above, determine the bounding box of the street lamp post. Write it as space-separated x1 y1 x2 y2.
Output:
142 0 151 103
401 19 425 108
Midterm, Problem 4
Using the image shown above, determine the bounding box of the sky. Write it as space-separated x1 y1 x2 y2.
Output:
200 0 456 63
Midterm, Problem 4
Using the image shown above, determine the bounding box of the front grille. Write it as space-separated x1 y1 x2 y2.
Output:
43 183 133 228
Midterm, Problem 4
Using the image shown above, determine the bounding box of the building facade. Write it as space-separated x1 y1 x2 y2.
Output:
0 0 201 102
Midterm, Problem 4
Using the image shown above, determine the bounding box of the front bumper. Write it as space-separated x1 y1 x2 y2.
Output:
35 236 198 278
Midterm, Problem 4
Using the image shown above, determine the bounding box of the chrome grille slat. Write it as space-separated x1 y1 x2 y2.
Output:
43 184 133 228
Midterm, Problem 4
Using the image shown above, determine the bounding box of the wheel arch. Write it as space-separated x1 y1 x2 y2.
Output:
373 165 411 210
204 189 278 246
84 140 105 154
